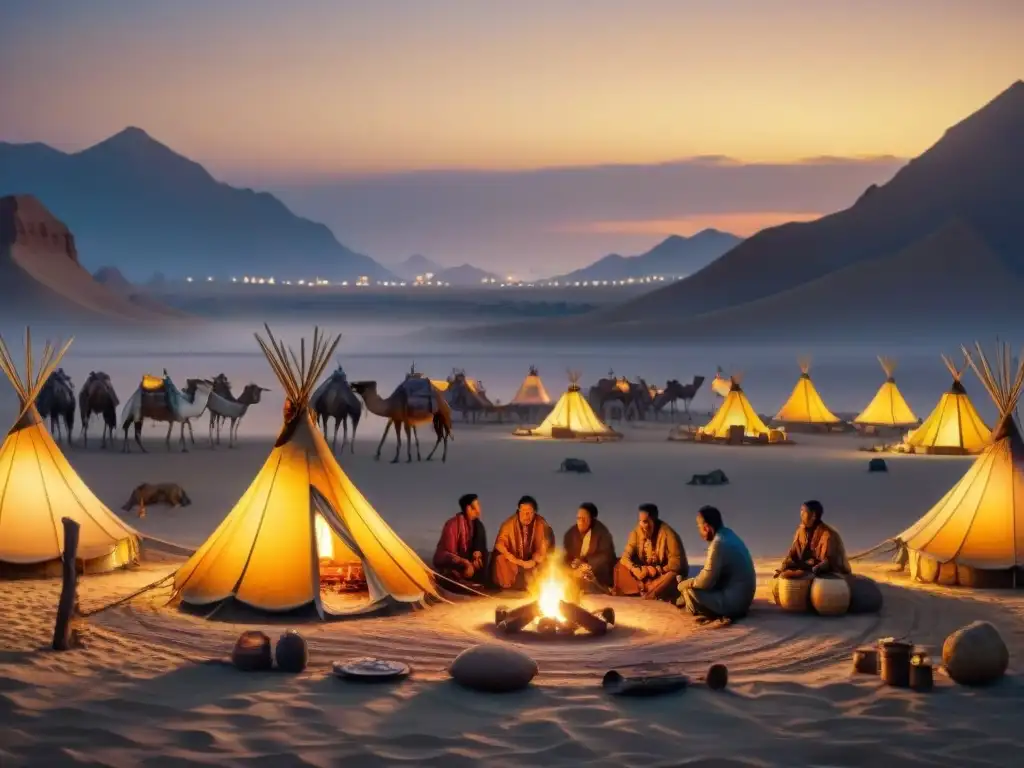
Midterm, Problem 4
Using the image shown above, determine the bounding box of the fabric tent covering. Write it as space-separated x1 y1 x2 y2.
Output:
701 377 770 438
0 329 139 575
774 358 840 424
521 371 618 439
509 366 551 405
903 354 990 454
855 356 918 426
172 326 439 616
898 342 1024 587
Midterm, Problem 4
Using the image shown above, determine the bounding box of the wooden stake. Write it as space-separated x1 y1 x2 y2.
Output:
52 517 80 651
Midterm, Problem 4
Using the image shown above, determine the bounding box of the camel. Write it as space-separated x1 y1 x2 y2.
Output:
186 375 269 448
350 379 453 463
120 373 215 453
312 366 362 453
445 370 493 423
37 368 76 444
589 375 651 421
79 371 119 448
653 376 706 421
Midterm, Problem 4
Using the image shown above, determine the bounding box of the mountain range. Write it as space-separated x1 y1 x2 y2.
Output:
470 80 1024 342
0 127 396 282
389 254 500 285
552 229 742 283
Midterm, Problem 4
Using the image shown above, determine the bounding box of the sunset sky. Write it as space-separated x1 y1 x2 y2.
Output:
1 0 1021 273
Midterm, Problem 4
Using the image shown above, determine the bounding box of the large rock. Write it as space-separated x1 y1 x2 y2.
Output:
449 643 538 692
942 621 1009 686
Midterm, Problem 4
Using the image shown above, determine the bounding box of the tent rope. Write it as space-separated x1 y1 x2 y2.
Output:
78 572 176 617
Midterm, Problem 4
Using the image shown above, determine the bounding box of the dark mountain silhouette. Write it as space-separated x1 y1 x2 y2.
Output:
434 263 499 285
592 80 1024 326
390 254 443 280
93 265 133 292
0 127 395 281
553 229 742 283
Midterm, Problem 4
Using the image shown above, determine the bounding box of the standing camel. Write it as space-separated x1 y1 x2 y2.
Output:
37 369 76 444
350 379 453 463
79 371 119 448
445 370 492 423
187 376 269 447
120 374 215 453
652 376 706 421
311 366 362 453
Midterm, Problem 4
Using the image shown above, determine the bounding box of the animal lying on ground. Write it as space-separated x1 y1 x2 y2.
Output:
122 482 192 516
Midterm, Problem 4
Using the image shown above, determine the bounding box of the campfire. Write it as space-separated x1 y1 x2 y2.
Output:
495 560 615 637
316 514 367 593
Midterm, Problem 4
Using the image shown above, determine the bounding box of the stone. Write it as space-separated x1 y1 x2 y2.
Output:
942 621 1009 686
275 630 308 673
868 458 888 472
705 663 728 690
687 469 729 485
559 458 590 473
449 643 538 692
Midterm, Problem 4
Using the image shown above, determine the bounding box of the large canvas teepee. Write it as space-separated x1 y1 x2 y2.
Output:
172 326 439 616
902 353 990 455
519 371 619 439
0 329 139 575
510 366 551 406
700 375 770 438
774 357 840 424
854 357 918 426
898 342 1024 586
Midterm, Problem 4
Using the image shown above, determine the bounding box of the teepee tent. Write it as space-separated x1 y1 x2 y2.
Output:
510 366 551 406
897 342 1024 587
0 329 139 576
172 326 439 616
902 353 990 455
700 375 771 438
854 357 918 426
774 357 840 425
520 371 619 439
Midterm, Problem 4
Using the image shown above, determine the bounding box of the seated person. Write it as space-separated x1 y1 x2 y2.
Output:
613 504 687 601
678 505 756 625
776 500 850 578
490 495 549 590
563 502 616 590
433 493 488 587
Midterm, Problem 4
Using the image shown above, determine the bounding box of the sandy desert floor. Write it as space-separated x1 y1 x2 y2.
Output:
2 425 1023 767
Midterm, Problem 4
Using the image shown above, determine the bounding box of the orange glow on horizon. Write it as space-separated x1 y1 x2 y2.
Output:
555 212 825 238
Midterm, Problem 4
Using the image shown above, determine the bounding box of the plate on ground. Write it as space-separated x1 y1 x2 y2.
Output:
332 658 411 681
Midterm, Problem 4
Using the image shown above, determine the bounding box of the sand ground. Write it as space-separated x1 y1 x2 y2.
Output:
2 424 1022 767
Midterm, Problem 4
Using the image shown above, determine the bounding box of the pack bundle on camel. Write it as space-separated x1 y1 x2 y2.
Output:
350 377 453 463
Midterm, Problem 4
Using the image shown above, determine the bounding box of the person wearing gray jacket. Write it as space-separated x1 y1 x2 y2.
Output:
677 505 756 625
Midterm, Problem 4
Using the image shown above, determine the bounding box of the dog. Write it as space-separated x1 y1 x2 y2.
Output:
122 482 192 517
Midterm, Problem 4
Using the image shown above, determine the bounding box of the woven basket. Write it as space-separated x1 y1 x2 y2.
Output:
777 575 813 612
810 575 851 616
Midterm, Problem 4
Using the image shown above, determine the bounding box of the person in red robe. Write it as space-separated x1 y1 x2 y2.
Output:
433 493 488 588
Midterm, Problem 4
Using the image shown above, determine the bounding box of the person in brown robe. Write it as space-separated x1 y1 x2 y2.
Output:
433 493 488 588
613 503 687 601
775 500 851 577
563 502 616 590
490 495 550 590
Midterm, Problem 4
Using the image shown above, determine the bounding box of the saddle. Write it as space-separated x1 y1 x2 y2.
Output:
399 377 435 411
141 374 166 392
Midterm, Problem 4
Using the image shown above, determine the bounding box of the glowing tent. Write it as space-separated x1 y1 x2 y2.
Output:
699 375 771 438
902 353 990 455
0 329 139 576
854 357 918 427
897 342 1024 587
172 326 439 616
510 366 551 406
774 357 840 425
517 371 619 439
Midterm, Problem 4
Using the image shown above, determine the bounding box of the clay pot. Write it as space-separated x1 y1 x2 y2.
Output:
232 631 273 672
275 630 308 673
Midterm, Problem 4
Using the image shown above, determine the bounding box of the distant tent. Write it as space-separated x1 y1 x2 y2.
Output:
902 353 990 455
518 370 619 439
510 366 551 406
897 342 1024 587
774 357 840 424
854 357 918 426
172 326 439 616
0 329 139 576
700 375 770 438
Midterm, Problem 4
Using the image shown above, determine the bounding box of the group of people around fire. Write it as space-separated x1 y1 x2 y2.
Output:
433 493 850 625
